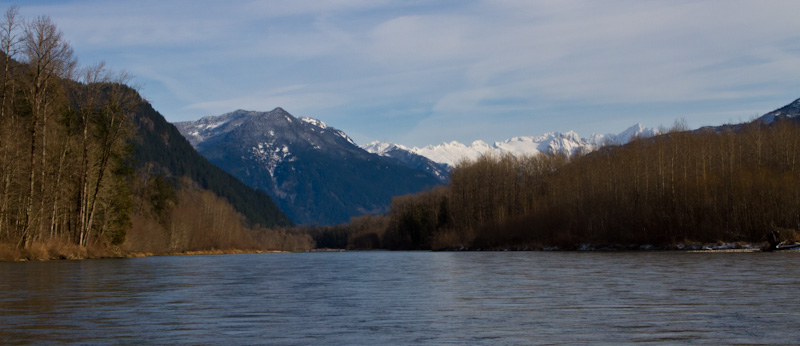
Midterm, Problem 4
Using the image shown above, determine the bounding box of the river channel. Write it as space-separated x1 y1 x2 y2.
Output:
1 251 798 345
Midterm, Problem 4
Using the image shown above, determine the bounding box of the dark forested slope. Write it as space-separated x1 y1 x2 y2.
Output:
128 98 292 228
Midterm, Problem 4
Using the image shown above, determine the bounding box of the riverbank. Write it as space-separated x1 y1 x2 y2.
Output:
437 241 770 252
5 240 798 262
0 240 292 262
0 241 122 262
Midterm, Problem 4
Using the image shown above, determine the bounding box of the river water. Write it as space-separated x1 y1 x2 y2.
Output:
1 251 798 345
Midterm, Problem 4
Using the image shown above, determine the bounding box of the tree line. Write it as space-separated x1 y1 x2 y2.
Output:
0 8 308 260
308 119 800 250
0 8 125 252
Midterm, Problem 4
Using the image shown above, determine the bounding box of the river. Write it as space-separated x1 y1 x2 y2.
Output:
1 251 798 345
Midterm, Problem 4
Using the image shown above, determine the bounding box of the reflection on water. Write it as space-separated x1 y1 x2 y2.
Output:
1 251 799 345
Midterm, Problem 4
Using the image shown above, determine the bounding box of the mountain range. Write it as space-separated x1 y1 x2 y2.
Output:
364 123 660 168
172 97 800 228
175 106 663 226
175 109 442 225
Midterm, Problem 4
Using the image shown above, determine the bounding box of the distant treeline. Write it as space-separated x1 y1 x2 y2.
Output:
0 8 307 261
308 120 800 250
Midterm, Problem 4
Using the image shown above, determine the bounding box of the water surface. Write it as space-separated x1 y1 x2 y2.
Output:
1 251 798 345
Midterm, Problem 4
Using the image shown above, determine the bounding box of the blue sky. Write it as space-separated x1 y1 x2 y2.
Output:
6 0 800 147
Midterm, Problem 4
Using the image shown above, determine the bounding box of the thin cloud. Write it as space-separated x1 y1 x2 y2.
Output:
240 0 394 19
5 0 800 146
185 86 349 119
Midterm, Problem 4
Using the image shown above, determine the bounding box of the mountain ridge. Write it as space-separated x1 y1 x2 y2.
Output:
364 123 660 168
758 97 800 124
175 108 442 225
129 100 293 228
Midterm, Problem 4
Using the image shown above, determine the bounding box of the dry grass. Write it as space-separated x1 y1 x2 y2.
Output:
124 214 170 254
124 248 273 258
0 236 130 262
1 238 290 262
0 243 20 261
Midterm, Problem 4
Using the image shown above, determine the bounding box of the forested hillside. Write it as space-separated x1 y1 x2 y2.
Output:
0 9 306 260
310 116 800 250
129 97 292 229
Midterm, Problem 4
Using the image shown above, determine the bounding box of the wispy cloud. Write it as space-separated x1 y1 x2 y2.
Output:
184 84 350 117
6 0 800 146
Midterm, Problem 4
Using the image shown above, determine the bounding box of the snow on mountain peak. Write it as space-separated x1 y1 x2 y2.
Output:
300 116 328 129
616 123 648 142
363 140 409 156
364 123 658 168
335 129 357 146
367 140 384 146
470 140 489 147
591 123 659 146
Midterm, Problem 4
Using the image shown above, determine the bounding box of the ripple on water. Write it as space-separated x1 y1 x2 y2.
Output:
0 251 799 345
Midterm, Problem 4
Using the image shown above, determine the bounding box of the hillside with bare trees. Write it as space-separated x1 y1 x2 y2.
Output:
309 116 800 251
0 9 307 260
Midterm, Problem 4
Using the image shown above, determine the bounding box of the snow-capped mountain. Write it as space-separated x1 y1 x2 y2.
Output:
589 123 660 147
694 97 800 134
364 124 659 168
174 108 441 225
758 97 800 124
362 141 450 182
412 140 497 168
